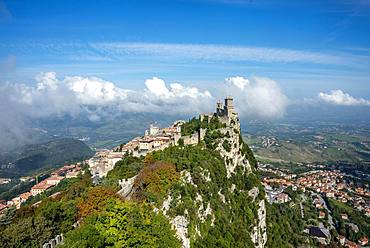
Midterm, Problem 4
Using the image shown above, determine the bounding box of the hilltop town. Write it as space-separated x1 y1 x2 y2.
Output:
0 97 238 216
88 97 238 181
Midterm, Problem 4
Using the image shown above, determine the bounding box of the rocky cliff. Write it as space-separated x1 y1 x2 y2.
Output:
152 113 268 248
114 109 268 247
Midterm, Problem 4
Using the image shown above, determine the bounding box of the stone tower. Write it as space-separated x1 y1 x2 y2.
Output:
224 96 235 117
216 101 224 116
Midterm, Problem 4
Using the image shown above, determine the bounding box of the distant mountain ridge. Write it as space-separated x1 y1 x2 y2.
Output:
0 138 94 177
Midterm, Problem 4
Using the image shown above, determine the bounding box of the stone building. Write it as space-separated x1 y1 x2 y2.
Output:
216 96 236 117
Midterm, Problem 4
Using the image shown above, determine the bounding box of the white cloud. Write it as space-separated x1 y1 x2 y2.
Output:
224 76 288 119
145 77 172 98
3 72 291 121
90 42 348 65
318 90 370 106
0 72 289 151
64 75 129 105
4 72 214 120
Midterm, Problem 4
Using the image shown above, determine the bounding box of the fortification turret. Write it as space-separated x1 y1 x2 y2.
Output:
216 101 224 116
224 96 235 117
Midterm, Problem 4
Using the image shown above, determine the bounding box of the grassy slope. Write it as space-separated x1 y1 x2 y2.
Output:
246 136 368 164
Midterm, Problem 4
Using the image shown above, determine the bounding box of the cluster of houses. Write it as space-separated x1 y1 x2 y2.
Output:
0 163 82 211
261 178 293 204
259 163 370 218
338 235 368 248
88 121 184 180
120 121 184 156
295 170 370 217
258 163 369 247
88 149 123 180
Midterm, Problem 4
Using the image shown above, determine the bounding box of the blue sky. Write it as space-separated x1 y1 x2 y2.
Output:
1 0 370 100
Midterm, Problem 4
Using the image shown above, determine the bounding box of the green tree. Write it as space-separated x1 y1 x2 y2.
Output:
63 199 181 248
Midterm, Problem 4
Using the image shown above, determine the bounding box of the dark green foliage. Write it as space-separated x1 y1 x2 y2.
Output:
0 179 36 201
151 144 224 172
0 138 94 177
204 130 224 150
178 138 184 146
62 199 181 248
222 140 231 152
207 116 226 130
239 134 257 169
181 117 201 136
0 172 93 247
181 116 226 137
284 186 303 201
265 203 306 247
102 155 144 190
0 206 16 226
244 173 260 190
60 221 104 248
327 198 370 242
0 198 78 247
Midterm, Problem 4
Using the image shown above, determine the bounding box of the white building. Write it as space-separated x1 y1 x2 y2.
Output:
45 176 64 186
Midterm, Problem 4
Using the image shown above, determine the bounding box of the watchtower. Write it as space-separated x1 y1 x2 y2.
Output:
216 101 224 116
224 96 235 117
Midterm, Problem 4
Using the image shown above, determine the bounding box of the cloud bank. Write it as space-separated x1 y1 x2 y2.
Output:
3 72 288 121
0 72 290 151
318 90 370 106
4 72 213 120
224 76 288 119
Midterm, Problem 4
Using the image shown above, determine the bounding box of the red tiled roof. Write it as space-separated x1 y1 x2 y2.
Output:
32 182 52 190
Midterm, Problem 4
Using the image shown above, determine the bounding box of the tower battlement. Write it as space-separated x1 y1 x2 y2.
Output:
215 97 236 117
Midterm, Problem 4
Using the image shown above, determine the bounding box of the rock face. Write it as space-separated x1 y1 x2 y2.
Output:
115 99 268 247
162 112 267 248
215 114 267 248
250 190 268 248
215 115 251 177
